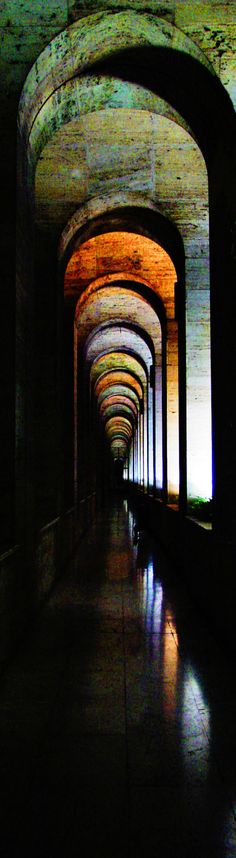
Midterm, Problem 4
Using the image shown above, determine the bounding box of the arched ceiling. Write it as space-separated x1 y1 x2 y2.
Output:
91 352 147 389
4 4 234 134
0 3 233 509
95 371 143 401
36 112 208 269
102 403 136 425
105 409 133 457
23 9 223 472
100 395 138 420
72 231 171 462
18 13 212 127
20 9 232 162
85 325 152 370
91 348 147 459
65 231 176 318
97 385 141 410
29 77 193 172
75 286 162 354
105 416 132 439
89 323 147 455
59 201 185 278
31 12 210 471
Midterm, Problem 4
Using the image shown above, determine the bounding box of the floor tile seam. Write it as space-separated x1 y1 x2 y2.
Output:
167 624 228 743
194 706 211 741
121 581 132 806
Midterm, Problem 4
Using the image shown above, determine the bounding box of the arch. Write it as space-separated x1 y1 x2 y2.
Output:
100 396 138 420
75 286 162 485
88 327 153 483
27 76 194 179
92 367 145 484
85 324 153 372
91 347 149 485
94 371 143 402
18 11 216 150
91 352 147 389
97 384 141 410
65 231 177 319
16 7 235 535
31 23 211 505
59 199 185 280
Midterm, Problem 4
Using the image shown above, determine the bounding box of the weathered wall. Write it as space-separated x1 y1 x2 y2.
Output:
0 1 235 665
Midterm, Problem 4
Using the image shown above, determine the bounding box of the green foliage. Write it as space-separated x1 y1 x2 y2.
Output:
187 497 212 521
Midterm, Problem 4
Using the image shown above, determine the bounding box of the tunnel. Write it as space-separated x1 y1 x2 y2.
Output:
0 3 236 856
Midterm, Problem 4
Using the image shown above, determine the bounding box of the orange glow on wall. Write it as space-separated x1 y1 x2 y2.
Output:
65 232 176 318
72 229 179 496
105 416 132 436
100 395 138 419
95 371 143 400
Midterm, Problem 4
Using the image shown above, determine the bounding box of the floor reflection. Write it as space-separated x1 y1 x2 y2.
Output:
0 495 236 857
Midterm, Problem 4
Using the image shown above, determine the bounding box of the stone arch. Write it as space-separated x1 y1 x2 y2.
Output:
16 7 236 536
18 11 215 149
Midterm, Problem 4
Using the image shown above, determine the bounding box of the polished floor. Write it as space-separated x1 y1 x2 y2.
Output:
0 497 236 857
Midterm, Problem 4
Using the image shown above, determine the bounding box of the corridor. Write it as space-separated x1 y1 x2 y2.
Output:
0 497 236 858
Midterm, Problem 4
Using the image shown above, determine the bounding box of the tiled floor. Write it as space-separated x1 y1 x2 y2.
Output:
0 497 236 857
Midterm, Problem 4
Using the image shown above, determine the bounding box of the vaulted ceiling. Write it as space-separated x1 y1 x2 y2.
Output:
2 1 234 478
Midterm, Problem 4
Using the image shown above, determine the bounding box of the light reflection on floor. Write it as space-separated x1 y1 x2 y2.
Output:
0 495 236 857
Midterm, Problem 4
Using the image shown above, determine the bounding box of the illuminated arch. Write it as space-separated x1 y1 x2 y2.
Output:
16 7 235 528
75 286 164 488
24 10 214 504
86 324 154 487
92 351 148 485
